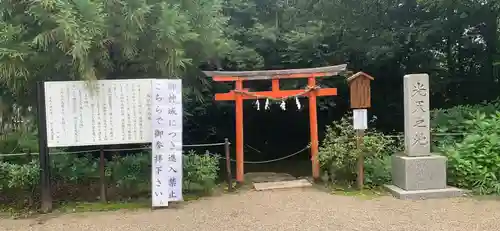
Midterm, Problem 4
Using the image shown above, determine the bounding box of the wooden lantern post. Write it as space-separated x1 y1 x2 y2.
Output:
347 71 374 189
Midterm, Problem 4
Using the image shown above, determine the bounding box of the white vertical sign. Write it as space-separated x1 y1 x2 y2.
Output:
151 80 169 207
353 109 368 130
151 79 183 207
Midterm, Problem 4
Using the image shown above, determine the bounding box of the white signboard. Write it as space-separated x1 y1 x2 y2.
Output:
151 79 183 207
353 109 368 130
44 80 153 147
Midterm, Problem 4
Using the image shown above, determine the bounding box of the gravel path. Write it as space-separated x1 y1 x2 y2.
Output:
2 188 500 231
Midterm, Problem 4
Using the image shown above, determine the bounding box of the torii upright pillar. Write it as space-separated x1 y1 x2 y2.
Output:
203 64 347 183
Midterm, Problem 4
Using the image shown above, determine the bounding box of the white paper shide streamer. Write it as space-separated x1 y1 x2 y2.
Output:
280 100 286 111
151 79 183 207
264 98 270 110
255 97 302 111
295 97 301 110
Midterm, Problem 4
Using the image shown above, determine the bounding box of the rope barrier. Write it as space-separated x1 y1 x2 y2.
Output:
382 132 468 138
0 142 228 157
232 143 311 164
184 142 228 147
0 132 469 159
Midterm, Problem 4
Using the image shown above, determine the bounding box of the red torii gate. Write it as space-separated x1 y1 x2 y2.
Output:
203 64 347 183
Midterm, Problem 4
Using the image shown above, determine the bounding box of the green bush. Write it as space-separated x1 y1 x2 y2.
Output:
318 114 401 187
0 160 40 207
431 100 500 194
183 150 220 193
106 153 151 197
431 99 500 146
441 112 500 194
0 150 220 208
0 130 38 152
52 155 100 184
0 130 39 165
364 155 392 186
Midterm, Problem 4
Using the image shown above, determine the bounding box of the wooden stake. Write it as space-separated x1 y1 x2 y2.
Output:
36 81 52 213
99 147 107 202
356 129 365 189
224 138 233 192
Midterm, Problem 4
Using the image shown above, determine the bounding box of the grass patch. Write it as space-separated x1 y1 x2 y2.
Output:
468 193 500 201
0 191 214 219
56 193 206 213
56 200 150 213
321 183 387 199
0 206 36 219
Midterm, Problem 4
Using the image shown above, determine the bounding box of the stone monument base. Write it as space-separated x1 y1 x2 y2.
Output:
385 153 467 200
384 184 465 200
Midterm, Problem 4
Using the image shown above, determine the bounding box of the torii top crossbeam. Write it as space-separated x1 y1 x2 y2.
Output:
203 64 347 81
203 64 347 183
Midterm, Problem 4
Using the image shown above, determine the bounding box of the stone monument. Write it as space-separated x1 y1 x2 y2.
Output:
385 74 465 200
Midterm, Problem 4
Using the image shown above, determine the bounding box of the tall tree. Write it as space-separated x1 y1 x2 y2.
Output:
0 0 231 106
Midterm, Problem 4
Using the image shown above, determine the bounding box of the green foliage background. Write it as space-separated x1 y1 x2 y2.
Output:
319 100 500 195
0 0 499 208
0 150 220 209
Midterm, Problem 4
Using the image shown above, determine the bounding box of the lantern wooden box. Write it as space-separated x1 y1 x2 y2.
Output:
347 71 374 109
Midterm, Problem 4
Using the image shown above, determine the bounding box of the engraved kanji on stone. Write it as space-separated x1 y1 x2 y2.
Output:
412 132 429 146
156 179 161 187
168 167 177 173
412 82 427 97
412 100 426 113
413 117 427 128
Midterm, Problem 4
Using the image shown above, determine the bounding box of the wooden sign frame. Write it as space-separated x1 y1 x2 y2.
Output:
347 71 374 109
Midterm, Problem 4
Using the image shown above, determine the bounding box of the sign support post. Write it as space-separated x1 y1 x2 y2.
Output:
224 138 233 192
355 129 365 189
99 146 107 202
36 81 52 213
347 72 374 190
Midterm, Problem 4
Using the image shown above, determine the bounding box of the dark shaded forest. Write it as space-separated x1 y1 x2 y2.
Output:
0 0 499 160
191 0 500 160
